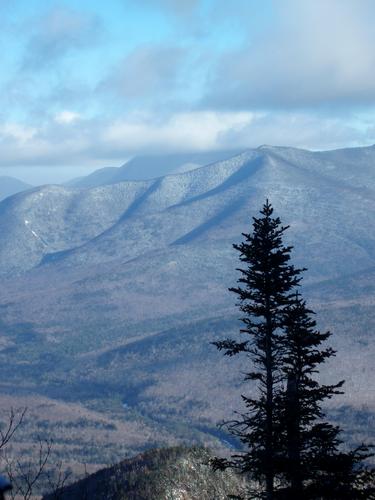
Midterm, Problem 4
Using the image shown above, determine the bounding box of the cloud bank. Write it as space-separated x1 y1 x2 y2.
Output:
204 0 375 109
1 0 375 183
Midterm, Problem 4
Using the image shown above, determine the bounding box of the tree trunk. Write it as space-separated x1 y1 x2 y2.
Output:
286 374 302 498
265 300 274 500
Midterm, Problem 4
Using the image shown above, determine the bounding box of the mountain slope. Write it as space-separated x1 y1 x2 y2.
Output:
42 447 247 500
0 144 374 469
1 145 375 280
0 180 151 274
0 176 32 201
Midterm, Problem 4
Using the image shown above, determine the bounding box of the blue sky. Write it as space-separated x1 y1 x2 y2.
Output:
1 0 375 183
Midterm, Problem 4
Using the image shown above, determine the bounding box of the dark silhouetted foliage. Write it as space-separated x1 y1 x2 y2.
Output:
213 201 303 499
214 201 375 499
276 293 375 499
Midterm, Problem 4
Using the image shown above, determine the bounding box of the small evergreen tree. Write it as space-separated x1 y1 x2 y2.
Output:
213 200 303 499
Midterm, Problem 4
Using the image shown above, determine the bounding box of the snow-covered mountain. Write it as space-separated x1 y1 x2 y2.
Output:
1 145 375 280
0 145 374 463
67 150 242 188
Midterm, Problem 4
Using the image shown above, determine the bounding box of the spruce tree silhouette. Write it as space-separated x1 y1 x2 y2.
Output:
213 200 303 499
213 201 375 499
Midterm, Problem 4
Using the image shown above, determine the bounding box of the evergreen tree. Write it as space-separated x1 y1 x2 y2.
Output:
277 293 375 499
213 201 375 499
213 200 303 499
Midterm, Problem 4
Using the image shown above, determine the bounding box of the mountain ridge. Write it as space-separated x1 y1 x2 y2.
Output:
0 144 374 471
67 149 244 188
4 144 369 276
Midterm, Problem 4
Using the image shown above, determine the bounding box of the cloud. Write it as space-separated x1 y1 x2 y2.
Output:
0 120 88 167
0 109 374 178
101 111 255 154
219 112 364 151
0 111 253 170
0 123 37 143
2 0 375 184
204 0 375 110
22 6 101 70
102 44 190 108
54 111 82 125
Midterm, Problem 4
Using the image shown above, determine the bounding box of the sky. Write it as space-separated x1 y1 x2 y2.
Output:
1 0 375 183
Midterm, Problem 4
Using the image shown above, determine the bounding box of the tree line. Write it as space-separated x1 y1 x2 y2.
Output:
213 200 375 499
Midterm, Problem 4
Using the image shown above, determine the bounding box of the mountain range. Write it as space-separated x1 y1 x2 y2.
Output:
0 144 374 472
66 150 242 188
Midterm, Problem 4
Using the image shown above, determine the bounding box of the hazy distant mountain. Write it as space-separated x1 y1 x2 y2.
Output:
0 176 32 201
67 150 242 188
0 144 374 469
64 166 119 188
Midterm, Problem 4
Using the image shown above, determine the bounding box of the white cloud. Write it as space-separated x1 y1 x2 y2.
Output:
205 0 375 109
219 112 365 151
0 123 37 142
103 44 188 107
54 111 82 124
1 109 374 183
102 111 256 152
